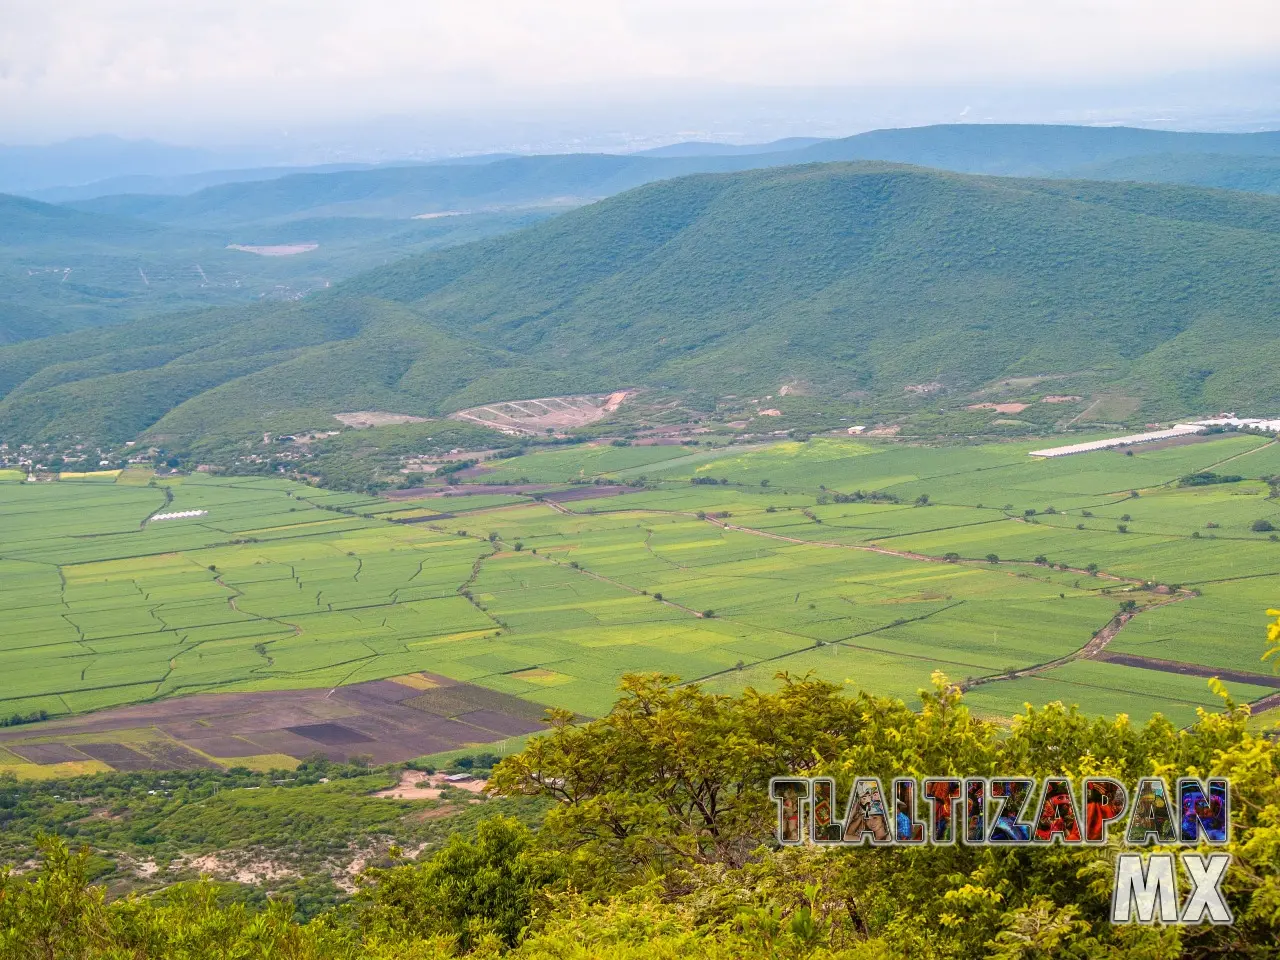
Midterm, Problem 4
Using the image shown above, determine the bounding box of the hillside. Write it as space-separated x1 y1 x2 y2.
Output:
17 122 1278 346
0 192 555 343
1064 152 1280 194
2 161 1278 444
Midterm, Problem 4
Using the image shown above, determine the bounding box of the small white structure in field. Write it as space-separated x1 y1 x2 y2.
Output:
149 510 209 522
1029 416 1280 458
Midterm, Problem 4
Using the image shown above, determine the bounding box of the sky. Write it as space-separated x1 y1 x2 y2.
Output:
2 0 1279 149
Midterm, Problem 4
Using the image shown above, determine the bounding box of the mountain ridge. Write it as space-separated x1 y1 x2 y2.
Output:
62 124 1280 232
2 160 1278 444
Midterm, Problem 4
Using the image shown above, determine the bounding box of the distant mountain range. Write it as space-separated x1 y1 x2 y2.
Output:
0 136 274 195
17 124 1280 211
631 137 830 158
53 124 1280 234
3 159 1277 444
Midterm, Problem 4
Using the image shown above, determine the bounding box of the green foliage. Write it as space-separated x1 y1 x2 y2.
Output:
359 817 560 949
1180 472 1244 487
5 674 1280 958
0 710 48 728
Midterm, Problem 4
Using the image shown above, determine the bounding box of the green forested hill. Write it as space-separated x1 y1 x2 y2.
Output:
16 123 1277 349
1063 152 1280 194
2 161 1278 443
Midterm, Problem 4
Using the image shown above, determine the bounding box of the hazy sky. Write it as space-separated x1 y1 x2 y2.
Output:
2 0 1278 145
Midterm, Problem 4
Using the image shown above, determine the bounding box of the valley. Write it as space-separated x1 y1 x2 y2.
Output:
5 429 1280 783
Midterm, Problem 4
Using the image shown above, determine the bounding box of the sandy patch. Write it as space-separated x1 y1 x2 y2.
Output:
186 853 298 884
1041 395 1083 403
967 402 1029 413
334 411 429 429
757 409 782 417
452 392 629 436
374 770 443 800
374 770 491 800
389 673 441 691
227 243 319 257
866 425 901 437
904 382 943 395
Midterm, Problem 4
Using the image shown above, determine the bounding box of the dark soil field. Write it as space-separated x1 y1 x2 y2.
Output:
383 483 555 500
538 485 644 502
0 675 550 772
1095 652 1280 687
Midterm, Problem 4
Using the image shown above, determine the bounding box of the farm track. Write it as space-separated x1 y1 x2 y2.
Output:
702 514 1147 587
692 513 1224 697
960 593 1193 691
536 502 1200 696
1199 438 1278 474
523 545 707 619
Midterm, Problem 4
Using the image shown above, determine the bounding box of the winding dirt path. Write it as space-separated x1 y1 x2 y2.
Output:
697 514 1206 690
960 593 1193 690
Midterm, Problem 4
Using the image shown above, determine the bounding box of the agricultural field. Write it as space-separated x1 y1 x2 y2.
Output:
2 431 1279 777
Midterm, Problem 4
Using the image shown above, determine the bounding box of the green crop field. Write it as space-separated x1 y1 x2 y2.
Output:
3 432 1279 778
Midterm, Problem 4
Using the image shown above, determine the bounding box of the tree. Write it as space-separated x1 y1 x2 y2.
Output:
490 673 905 874
1253 519 1275 533
985 554 1000 563
360 815 560 950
